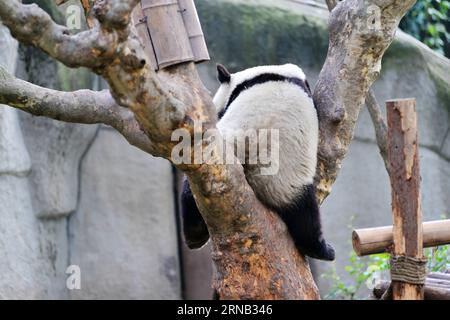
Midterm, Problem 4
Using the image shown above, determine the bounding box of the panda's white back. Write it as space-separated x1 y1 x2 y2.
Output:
214 64 318 209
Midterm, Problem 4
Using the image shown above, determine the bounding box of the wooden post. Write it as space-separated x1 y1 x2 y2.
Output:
386 98 424 300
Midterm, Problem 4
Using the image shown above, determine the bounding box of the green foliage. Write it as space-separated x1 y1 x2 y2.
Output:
400 0 450 56
322 252 390 300
323 246 450 300
425 245 450 272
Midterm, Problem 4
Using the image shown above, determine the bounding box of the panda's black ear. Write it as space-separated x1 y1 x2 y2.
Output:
217 64 231 83
304 79 312 96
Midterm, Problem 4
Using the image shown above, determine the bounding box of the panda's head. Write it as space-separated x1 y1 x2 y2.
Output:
212 63 309 118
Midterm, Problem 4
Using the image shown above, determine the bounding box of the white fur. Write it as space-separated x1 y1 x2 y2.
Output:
214 64 318 208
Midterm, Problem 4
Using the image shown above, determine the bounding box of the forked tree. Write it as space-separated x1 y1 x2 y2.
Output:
0 0 417 299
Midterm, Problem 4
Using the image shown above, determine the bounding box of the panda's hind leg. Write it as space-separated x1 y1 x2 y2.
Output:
181 178 210 249
277 184 335 261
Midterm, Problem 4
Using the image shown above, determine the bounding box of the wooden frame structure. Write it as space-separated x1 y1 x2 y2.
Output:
352 98 450 300
132 0 210 70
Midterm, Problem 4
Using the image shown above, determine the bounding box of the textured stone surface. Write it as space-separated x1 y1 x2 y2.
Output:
15 0 98 219
0 107 31 176
69 128 181 299
197 0 329 87
0 175 44 299
355 33 450 152
19 116 97 218
441 130 450 161
1 5 97 299
0 24 41 299
176 173 214 300
16 39 98 218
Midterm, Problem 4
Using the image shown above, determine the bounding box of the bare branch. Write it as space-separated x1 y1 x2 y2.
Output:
93 0 140 30
0 66 156 155
323 0 389 171
366 90 389 170
0 0 186 149
184 161 319 299
314 0 417 203
0 1 122 69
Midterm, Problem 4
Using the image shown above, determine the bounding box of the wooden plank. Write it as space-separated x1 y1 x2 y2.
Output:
426 278 450 288
131 4 159 70
141 0 194 69
428 272 450 281
387 98 424 300
374 280 450 300
178 0 210 63
352 219 450 256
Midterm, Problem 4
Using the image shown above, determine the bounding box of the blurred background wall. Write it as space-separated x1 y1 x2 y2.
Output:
0 0 449 299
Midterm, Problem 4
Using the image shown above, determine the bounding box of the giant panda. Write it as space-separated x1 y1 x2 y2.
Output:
181 63 335 261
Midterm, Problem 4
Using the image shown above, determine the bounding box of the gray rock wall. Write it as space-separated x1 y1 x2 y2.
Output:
69 127 180 299
0 24 48 299
0 0 182 299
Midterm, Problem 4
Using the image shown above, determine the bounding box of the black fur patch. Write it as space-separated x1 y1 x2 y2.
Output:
218 73 312 119
274 184 335 261
181 179 210 249
181 178 334 260
217 64 231 83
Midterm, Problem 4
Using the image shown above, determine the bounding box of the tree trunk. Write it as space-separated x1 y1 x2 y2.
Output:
0 0 418 299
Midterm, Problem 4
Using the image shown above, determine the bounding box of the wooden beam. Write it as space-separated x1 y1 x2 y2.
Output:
374 280 450 300
352 219 450 256
387 98 424 300
428 272 450 281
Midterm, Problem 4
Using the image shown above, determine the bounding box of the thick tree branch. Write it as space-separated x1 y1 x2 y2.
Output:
318 6 394 299
0 1 121 68
0 0 320 299
0 66 155 155
159 64 320 299
366 89 389 170
323 0 389 172
186 163 319 299
314 0 417 203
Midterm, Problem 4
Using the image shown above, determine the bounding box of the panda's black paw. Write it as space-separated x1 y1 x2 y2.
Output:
184 230 210 249
303 241 335 261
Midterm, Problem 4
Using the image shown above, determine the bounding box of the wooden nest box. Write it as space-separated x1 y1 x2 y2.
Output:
132 0 210 70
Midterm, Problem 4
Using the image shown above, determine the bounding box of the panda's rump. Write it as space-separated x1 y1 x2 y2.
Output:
217 81 318 208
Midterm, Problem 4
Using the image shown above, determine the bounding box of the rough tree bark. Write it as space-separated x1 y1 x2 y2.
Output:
0 0 416 299
314 0 416 203
325 1 390 173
